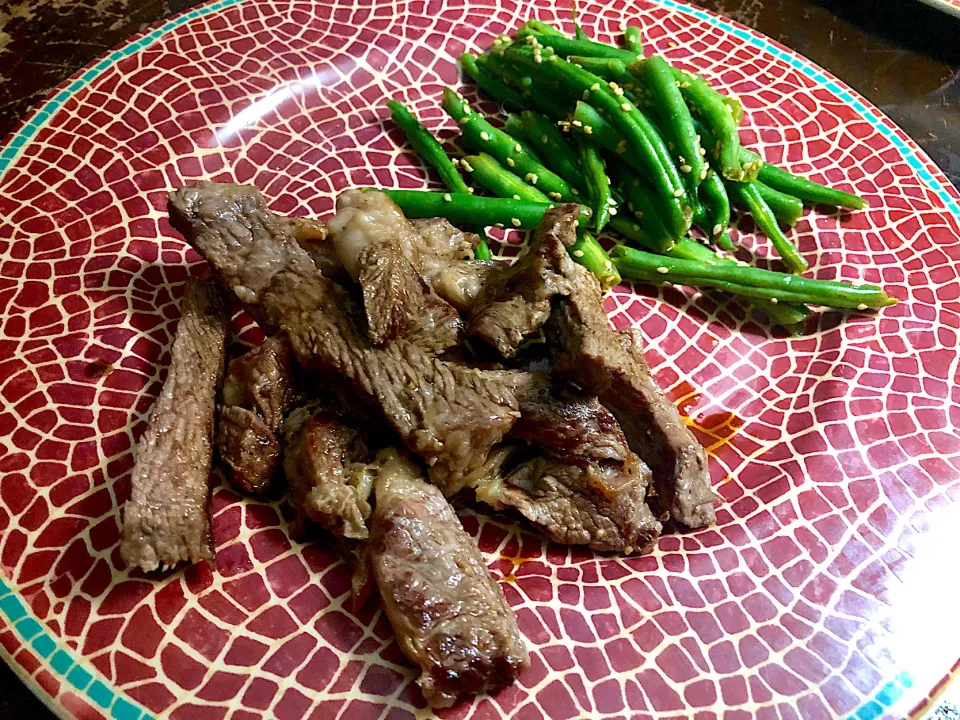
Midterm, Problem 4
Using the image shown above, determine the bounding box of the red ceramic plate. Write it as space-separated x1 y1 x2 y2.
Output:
917 0 960 18
2 1 960 718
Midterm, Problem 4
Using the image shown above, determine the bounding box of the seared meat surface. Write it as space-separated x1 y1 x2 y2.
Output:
356 242 463 353
468 205 579 357
479 450 661 554
332 192 479 353
430 260 505 313
282 402 372 539
282 216 347 281
169 183 521 490
121 279 228 572
217 334 296 494
217 405 280 494
328 189 423 281
331 191 463 353
497 371 629 463
605 330 719 528
162 180 718 707
371 449 529 707
410 217 477 282
548 251 717 528
222 334 295 430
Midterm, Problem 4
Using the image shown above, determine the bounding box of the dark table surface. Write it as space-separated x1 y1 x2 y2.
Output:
0 0 958 718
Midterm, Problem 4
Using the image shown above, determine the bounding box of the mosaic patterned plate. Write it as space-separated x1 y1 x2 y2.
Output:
2 0 960 718
916 0 960 18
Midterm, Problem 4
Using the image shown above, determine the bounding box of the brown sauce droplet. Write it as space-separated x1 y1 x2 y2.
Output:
84 359 114 379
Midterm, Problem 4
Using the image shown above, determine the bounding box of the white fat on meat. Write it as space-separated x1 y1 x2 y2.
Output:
328 190 421 280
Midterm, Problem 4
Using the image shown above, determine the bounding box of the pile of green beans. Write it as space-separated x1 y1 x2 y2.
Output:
374 17 890 328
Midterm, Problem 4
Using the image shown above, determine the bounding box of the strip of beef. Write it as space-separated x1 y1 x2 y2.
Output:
217 334 296 494
410 217 477 282
282 402 372 538
327 189 423 279
497 370 629 462
476 449 661 554
169 183 520 490
407 216 503 313
330 190 462 353
121 279 228 571
217 406 280 494
605 329 719 527
370 449 529 707
281 216 347 281
356 242 462 353
468 205 580 357
222 334 295 430
547 242 717 527
430 260 505 313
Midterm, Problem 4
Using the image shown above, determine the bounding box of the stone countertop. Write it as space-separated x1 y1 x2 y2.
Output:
0 0 957 718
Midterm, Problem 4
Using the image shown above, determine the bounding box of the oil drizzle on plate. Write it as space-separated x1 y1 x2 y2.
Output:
668 379 744 453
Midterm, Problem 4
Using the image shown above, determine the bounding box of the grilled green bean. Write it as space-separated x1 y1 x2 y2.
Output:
387 100 470 195
460 52 527 111
623 26 643 55
666 66 745 180
756 163 869 210
379 190 576 228
504 113 526 138
612 245 895 309
637 55 706 188
478 52 574 120
698 170 731 239
572 230 621 289
617 174 676 252
565 56 637 92
727 181 808 273
501 46 690 235
441 87 576 201
755 181 804 226
517 19 565 37
520 111 583 187
693 118 761 181
522 33 642 64
577 138 613 231
473 231 494 260
569 101 689 237
462 153 553 203
607 219 809 327
712 230 736 252
386 99 490 256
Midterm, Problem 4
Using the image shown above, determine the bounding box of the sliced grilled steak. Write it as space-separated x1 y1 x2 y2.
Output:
282 402 372 539
547 248 717 528
222 334 295 430
605 329 718 528
477 450 661 554
371 449 529 707
355 242 422 344
281 216 347 281
330 191 463 353
494 370 629 462
512 379 629 462
410 217 477 282
328 189 422 281
216 406 280 494
356 242 462 352
121 279 228 572
217 334 296 494
468 205 579 357
430 260 505 313
169 183 520 490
